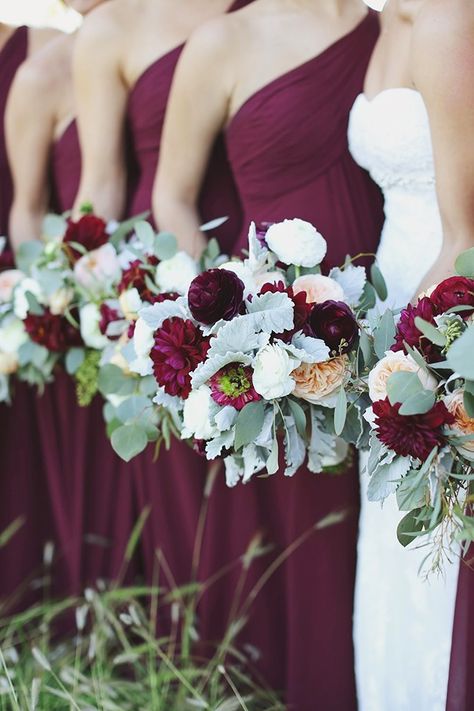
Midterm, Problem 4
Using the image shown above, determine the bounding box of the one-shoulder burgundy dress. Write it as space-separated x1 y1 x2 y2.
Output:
197 12 384 710
0 26 55 609
447 546 474 710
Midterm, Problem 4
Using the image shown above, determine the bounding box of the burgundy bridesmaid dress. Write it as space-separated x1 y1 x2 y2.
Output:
447 547 474 710
0 26 56 610
47 121 139 594
197 11 384 710
123 0 254 598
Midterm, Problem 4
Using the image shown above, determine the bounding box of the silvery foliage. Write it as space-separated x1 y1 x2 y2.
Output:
366 433 411 501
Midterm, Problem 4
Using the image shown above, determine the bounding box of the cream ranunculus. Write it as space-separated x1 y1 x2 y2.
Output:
48 287 74 315
182 385 218 440
0 270 24 303
13 277 44 319
0 316 28 374
265 219 327 268
292 356 348 404
74 243 120 294
444 388 474 456
252 344 301 400
79 303 109 349
155 251 199 295
292 274 344 304
118 287 143 321
368 350 437 402
130 317 154 376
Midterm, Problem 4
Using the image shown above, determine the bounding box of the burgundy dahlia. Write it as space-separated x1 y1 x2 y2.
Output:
260 281 312 341
308 300 359 354
188 269 244 325
430 276 474 316
391 297 441 362
209 363 261 410
24 308 83 352
63 214 109 262
99 303 122 340
151 317 210 398
118 257 160 303
372 397 455 460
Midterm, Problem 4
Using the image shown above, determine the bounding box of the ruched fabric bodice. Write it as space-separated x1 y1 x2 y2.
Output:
0 25 27 238
230 11 383 267
348 88 442 307
50 120 81 213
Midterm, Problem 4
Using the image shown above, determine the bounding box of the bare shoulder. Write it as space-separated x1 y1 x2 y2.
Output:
413 0 474 68
75 0 128 60
12 32 72 105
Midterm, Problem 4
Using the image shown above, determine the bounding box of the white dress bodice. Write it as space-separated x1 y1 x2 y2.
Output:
348 89 459 711
349 88 443 308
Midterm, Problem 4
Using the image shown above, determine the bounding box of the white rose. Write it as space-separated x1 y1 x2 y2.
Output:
130 317 154 375
252 344 301 400
219 261 257 297
265 219 327 268
368 350 438 402
13 277 44 319
0 316 28 374
80 303 109 349
74 243 120 294
118 287 143 320
155 251 199 295
182 385 218 441
0 270 24 303
48 287 74 315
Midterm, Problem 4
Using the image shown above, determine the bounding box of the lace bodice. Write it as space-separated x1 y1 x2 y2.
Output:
348 88 443 308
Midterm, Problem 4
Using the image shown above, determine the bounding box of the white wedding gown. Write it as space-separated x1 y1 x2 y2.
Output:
348 88 460 711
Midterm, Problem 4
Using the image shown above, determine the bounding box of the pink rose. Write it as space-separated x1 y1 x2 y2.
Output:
74 243 120 293
0 270 23 303
293 274 344 304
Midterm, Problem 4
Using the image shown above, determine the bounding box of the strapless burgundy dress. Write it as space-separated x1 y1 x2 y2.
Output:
124 0 254 599
197 12 384 710
0 26 56 610
447 547 474 710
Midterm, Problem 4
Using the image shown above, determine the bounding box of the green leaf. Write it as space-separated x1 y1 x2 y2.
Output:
200 216 228 232
414 317 446 346
370 263 388 301
116 395 152 424
109 211 150 247
455 247 474 278
396 472 427 511
154 232 177 261
359 328 374 368
233 400 265 451
98 364 128 395
386 371 424 406
358 281 377 312
464 389 474 418
15 240 43 273
334 387 347 436
42 213 67 239
373 309 396 359
398 390 436 416
266 435 279 475
397 509 425 547
134 221 155 249
446 326 474 379
111 424 148 462
65 347 85 375
288 399 307 438
25 291 44 316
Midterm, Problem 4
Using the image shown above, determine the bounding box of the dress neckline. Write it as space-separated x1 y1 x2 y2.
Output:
0 25 27 64
226 10 372 133
360 86 420 104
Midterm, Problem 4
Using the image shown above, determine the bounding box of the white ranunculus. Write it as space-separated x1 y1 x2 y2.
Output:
0 270 24 303
265 218 327 268
118 288 143 320
80 303 109 349
0 316 28 374
48 287 74 315
219 261 257 297
130 317 154 375
155 251 199 295
74 243 121 294
252 344 301 400
13 277 44 319
182 385 219 440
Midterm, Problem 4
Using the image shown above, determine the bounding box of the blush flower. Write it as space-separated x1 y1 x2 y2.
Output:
444 389 474 456
372 397 454 460
188 269 245 325
292 356 348 404
293 274 344 304
63 214 109 262
209 364 261 410
151 317 210 398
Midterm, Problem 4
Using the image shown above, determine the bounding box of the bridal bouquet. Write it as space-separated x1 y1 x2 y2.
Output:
364 252 474 553
129 219 377 485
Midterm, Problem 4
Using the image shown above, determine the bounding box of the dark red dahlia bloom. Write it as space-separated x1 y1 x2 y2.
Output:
63 215 109 262
99 303 122 340
188 269 244 325
118 257 160 303
209 363 261 410
24 308 83 352
372 397 455 460
430 276 474 316
308 300 359 354
151 317 210 398
260 281 312 341
391 297 441 362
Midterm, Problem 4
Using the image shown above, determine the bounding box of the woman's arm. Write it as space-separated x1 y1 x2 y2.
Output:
6 60 55 248
413 0 474 292
153 18 235 258
73 6 128 220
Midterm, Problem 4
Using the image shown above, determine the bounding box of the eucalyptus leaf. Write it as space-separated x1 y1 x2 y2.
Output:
334 387 347 436
154 232 177 261
234 400 265 451
386 371 424 406
288 399 307 438
358 281 377 312
25 291 44 316
134 221 155 249
373 309 396 359
446 326 474 379
111 424 148 462
42 213 67 239
15 241 44 273
396 472 427 511
359 328 374 368
398 390 436 416
455 247 474 278
98 364 129 395
110 211 149 247
370 263 388 301
397 508 425 547
465 384 474 418
414 317 446 347
65 347 85 375
116 395 152 424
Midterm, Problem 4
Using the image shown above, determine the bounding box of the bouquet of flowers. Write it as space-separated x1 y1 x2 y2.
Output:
364 250 474 557
129 218 381 485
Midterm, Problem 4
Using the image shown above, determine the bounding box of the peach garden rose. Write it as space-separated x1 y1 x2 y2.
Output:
292 355 348 404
